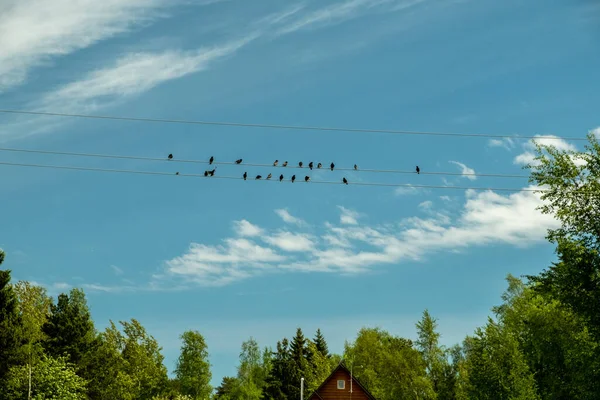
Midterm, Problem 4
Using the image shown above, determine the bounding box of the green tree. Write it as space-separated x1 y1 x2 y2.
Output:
214 376 239 399
415 309 447 397
3 354 87 400
174 330 212 400
304 341 330 394
262 339 290 400
0 252 24 383
13 281 52 400
462 319 540 400
42 288 97 367
344 327 435 400
525 132 600 339
313 329 329 358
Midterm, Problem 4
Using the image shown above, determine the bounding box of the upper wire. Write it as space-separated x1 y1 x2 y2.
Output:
0 109 589 141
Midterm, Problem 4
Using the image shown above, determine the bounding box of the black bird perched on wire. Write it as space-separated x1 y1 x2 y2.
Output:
175 172 179 175
279 174 284 182
168 154 173 160
309 162 313 170
256 175 262 180
235 159 242 164
291 175 296 183
416 166 420 174
299 161 303 168
273 160 279 166
209 168 216 176
304 176 310 182
354 164 358 170
330 162 335 171
267 173 272 180
317 162 322 169
343 177 348 185
204 171 208 177
209 156 214 165
283 161 288 167
243 172 247 180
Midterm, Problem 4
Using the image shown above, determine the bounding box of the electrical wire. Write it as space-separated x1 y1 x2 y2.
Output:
0 160 544 193
0 147 530 179
0 109 589 142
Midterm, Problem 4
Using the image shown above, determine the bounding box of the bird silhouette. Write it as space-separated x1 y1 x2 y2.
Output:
291 175 296 183
235 159 242 164
175 172 179 175
317 163 322 169
209 156 214 165
279 174 284 182
283 161 288 167
354 164 358 170
309 162 313 170
330 162 335 171
267 173 272 180
256 175 262 180
243 172 247 180
304 176 310 182
204 171 208 177
273 160 279 166
209 168 216 176
168 154 173 160
416 166 420 174
299 161 303 168
343 177 348 185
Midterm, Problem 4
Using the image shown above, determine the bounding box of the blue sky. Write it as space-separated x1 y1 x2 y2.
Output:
1 0 600 387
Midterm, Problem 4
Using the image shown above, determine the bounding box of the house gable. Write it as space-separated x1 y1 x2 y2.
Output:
307 362 376 400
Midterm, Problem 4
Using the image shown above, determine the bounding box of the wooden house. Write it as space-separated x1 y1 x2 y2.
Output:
307 362 377 400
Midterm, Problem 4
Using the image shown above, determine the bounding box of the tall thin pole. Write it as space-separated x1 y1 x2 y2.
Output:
301 377 304 400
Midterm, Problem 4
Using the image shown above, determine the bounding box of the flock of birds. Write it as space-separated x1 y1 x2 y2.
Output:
167 154 422 184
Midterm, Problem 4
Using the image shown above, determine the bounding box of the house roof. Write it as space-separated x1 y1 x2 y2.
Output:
309 360 377 400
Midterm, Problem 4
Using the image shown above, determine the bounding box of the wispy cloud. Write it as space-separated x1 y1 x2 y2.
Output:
394 184 424 196
488 137 515 151
0 0 182 92
274 209 307 226
513 134 580 166
110 265 124 276
234 220 264 237
155 190 558 287
274 0 422 36
338 206 361 225
449 161 477 181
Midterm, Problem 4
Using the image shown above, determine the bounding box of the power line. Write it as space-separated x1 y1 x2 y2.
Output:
0 109 589 142
0 147 530 179
0 160 544 193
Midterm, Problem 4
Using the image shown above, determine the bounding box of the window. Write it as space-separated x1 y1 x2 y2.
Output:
337 379 345 390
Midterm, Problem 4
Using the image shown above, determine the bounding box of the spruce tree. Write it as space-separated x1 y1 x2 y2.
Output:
42 288 97 367
313 329 329 358
0 252 23 383
262 339 290 400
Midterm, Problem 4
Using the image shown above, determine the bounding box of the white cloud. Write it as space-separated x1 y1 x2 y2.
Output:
394 184 423 196
513 134 582 167
418 200 433 209
275 0 422 36
488 137 515 151
591 127 600 139
263 232 315 252
449 161 477 181
234 220 264 237
274 209 307 226
110 265 124 276
338 206 361 225
0 0 182 91
157 187 558 287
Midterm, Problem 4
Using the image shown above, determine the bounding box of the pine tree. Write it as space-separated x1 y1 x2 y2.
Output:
287 328 311 399
313 329 329 358
0 252 23 383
